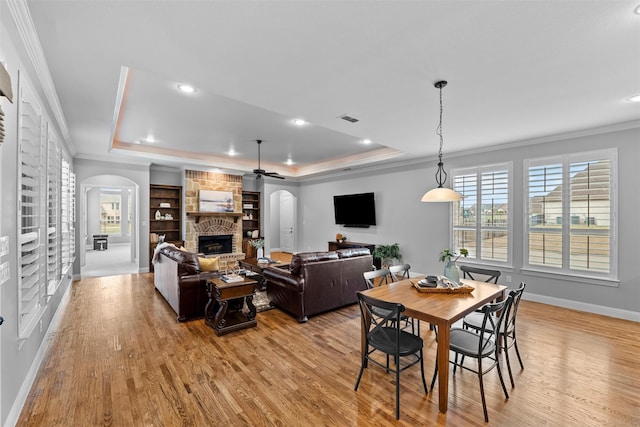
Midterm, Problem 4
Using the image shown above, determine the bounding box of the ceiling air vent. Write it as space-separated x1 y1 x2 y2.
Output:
339 114 359 123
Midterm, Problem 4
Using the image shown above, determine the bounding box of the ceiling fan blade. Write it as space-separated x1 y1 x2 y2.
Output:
264 171 285 179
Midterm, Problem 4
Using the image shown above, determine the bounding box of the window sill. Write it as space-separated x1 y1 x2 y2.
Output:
520 268 620 287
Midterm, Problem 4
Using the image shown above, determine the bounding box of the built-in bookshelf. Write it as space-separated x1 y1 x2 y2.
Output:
149 184 183 270
242 191 260 258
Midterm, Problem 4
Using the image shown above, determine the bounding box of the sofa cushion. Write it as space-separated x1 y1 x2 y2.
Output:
290 251 339 275
198 256 219 272
337 247 371 259
175 250 201 274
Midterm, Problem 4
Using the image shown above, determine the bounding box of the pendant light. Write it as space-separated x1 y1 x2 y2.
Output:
421 80 462 202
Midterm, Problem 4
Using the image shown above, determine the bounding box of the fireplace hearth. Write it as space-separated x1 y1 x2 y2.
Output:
199 235 233 255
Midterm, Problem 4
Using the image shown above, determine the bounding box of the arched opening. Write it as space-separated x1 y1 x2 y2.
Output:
79 175 139 277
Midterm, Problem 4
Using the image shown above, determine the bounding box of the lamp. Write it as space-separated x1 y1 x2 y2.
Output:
421 80 462 202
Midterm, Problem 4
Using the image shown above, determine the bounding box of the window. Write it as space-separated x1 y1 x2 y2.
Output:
452 163 512 266
46 124 61 296
17 74 45 338
525 149 616 279
100 193 121 234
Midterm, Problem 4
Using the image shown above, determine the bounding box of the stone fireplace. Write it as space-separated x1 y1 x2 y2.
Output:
184 170 245 267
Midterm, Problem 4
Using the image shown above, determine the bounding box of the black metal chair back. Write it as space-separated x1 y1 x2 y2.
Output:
354 292 428 419
388 263 411 281
363 268 391 289
460 265 501 283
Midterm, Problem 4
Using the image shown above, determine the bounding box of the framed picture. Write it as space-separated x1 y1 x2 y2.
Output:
199 190 234 213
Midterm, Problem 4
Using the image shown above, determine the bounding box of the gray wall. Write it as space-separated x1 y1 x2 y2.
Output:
1 5 74 425
290 126 639 319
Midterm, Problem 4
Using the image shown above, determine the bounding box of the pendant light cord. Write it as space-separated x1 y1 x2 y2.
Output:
435 81 448 188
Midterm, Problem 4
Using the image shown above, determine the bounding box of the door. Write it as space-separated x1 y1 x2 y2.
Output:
279 193 294 253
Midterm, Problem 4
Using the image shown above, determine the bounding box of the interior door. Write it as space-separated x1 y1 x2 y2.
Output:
279 193 294 253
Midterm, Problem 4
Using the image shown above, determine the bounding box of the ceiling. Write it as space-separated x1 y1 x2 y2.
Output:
25 0 640 179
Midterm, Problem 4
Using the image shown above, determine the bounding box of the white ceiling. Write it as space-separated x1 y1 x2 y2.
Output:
26 0 640 179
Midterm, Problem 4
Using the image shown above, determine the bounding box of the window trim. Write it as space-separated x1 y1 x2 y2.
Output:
523 148 618 281
451 162 513 268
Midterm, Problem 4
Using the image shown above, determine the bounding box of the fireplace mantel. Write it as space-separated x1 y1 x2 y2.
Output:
186 212 243 223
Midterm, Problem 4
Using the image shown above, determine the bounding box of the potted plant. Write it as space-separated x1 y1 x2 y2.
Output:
250 238 265 259
373 243 402 268
439 248 468 282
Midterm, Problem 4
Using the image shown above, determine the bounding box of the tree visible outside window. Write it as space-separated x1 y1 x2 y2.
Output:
452 163 512 266
100 193 121 234
525 149 616 278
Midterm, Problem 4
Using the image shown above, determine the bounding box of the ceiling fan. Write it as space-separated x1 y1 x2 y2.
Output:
252 139 285 180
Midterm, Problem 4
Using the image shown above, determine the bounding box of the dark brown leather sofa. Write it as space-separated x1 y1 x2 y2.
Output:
153 245 222 321
263 248 373 322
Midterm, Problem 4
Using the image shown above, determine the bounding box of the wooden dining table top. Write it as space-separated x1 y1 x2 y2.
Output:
360 277 507 326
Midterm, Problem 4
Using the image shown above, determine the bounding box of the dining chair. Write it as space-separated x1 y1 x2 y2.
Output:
354 292 428 419
388 263 411 281
462 282 526 387
431 295 513 422
460 265 501 283
363 267 391 289
363 268 417 334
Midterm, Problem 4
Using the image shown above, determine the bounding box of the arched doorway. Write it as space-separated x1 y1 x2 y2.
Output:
269 190 296 254
79 175 139 277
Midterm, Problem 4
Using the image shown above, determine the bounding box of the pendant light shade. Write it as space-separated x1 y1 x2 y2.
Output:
421 80 462 202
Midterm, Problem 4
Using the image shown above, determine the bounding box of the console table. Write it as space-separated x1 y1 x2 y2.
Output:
328 241 380 268
205 277 258 336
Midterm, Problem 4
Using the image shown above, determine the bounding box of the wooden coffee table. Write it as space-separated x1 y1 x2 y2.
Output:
239 257 289 290
205 277 258 336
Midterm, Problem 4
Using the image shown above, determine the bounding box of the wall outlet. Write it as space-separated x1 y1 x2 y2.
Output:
0 262 10 285
0 236 9 257
505 275 512 283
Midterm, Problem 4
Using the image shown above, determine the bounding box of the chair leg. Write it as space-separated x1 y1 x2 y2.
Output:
503 336 515 388
478 367 489 422
430 358 438 391
453 353 459 373
419 349 428 395
354 358 366 391
496 357 510 399
513 334 525 369
395 354 401 419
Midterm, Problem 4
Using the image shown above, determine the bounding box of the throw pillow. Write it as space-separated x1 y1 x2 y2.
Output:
198 256 219 272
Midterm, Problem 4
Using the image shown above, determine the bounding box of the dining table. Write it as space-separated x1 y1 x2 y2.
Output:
359 277 507 413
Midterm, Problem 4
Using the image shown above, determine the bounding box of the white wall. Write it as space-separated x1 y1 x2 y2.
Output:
295 126 640 319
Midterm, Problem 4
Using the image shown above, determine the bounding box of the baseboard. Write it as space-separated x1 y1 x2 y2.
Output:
4 281 73 427
523 292 640 322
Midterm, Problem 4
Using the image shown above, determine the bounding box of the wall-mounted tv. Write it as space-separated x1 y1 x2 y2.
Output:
333 192 376 227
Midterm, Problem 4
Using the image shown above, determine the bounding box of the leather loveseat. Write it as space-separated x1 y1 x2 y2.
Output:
153 245 222 321
263 248 373 322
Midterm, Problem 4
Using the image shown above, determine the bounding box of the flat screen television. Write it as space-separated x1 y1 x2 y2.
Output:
333 192 376 227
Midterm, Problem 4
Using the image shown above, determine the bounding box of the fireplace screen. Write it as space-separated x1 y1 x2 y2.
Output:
198 235 233 255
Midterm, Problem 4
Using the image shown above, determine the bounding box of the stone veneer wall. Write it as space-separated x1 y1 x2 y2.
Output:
184 170 244 267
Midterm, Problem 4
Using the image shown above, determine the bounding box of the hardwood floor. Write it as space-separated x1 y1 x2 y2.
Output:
17 273 640 426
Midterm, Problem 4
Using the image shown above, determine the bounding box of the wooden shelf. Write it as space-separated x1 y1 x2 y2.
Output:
242 191 261 258
150 184 183 271
186 212 243 223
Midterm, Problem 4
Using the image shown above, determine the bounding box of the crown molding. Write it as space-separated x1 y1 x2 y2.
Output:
7 0 73 151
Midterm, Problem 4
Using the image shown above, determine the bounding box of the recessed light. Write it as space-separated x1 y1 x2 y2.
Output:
362 139 372 145
627 94 640 102
292 118 307 126
634 4 640 14
177 84 196 94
